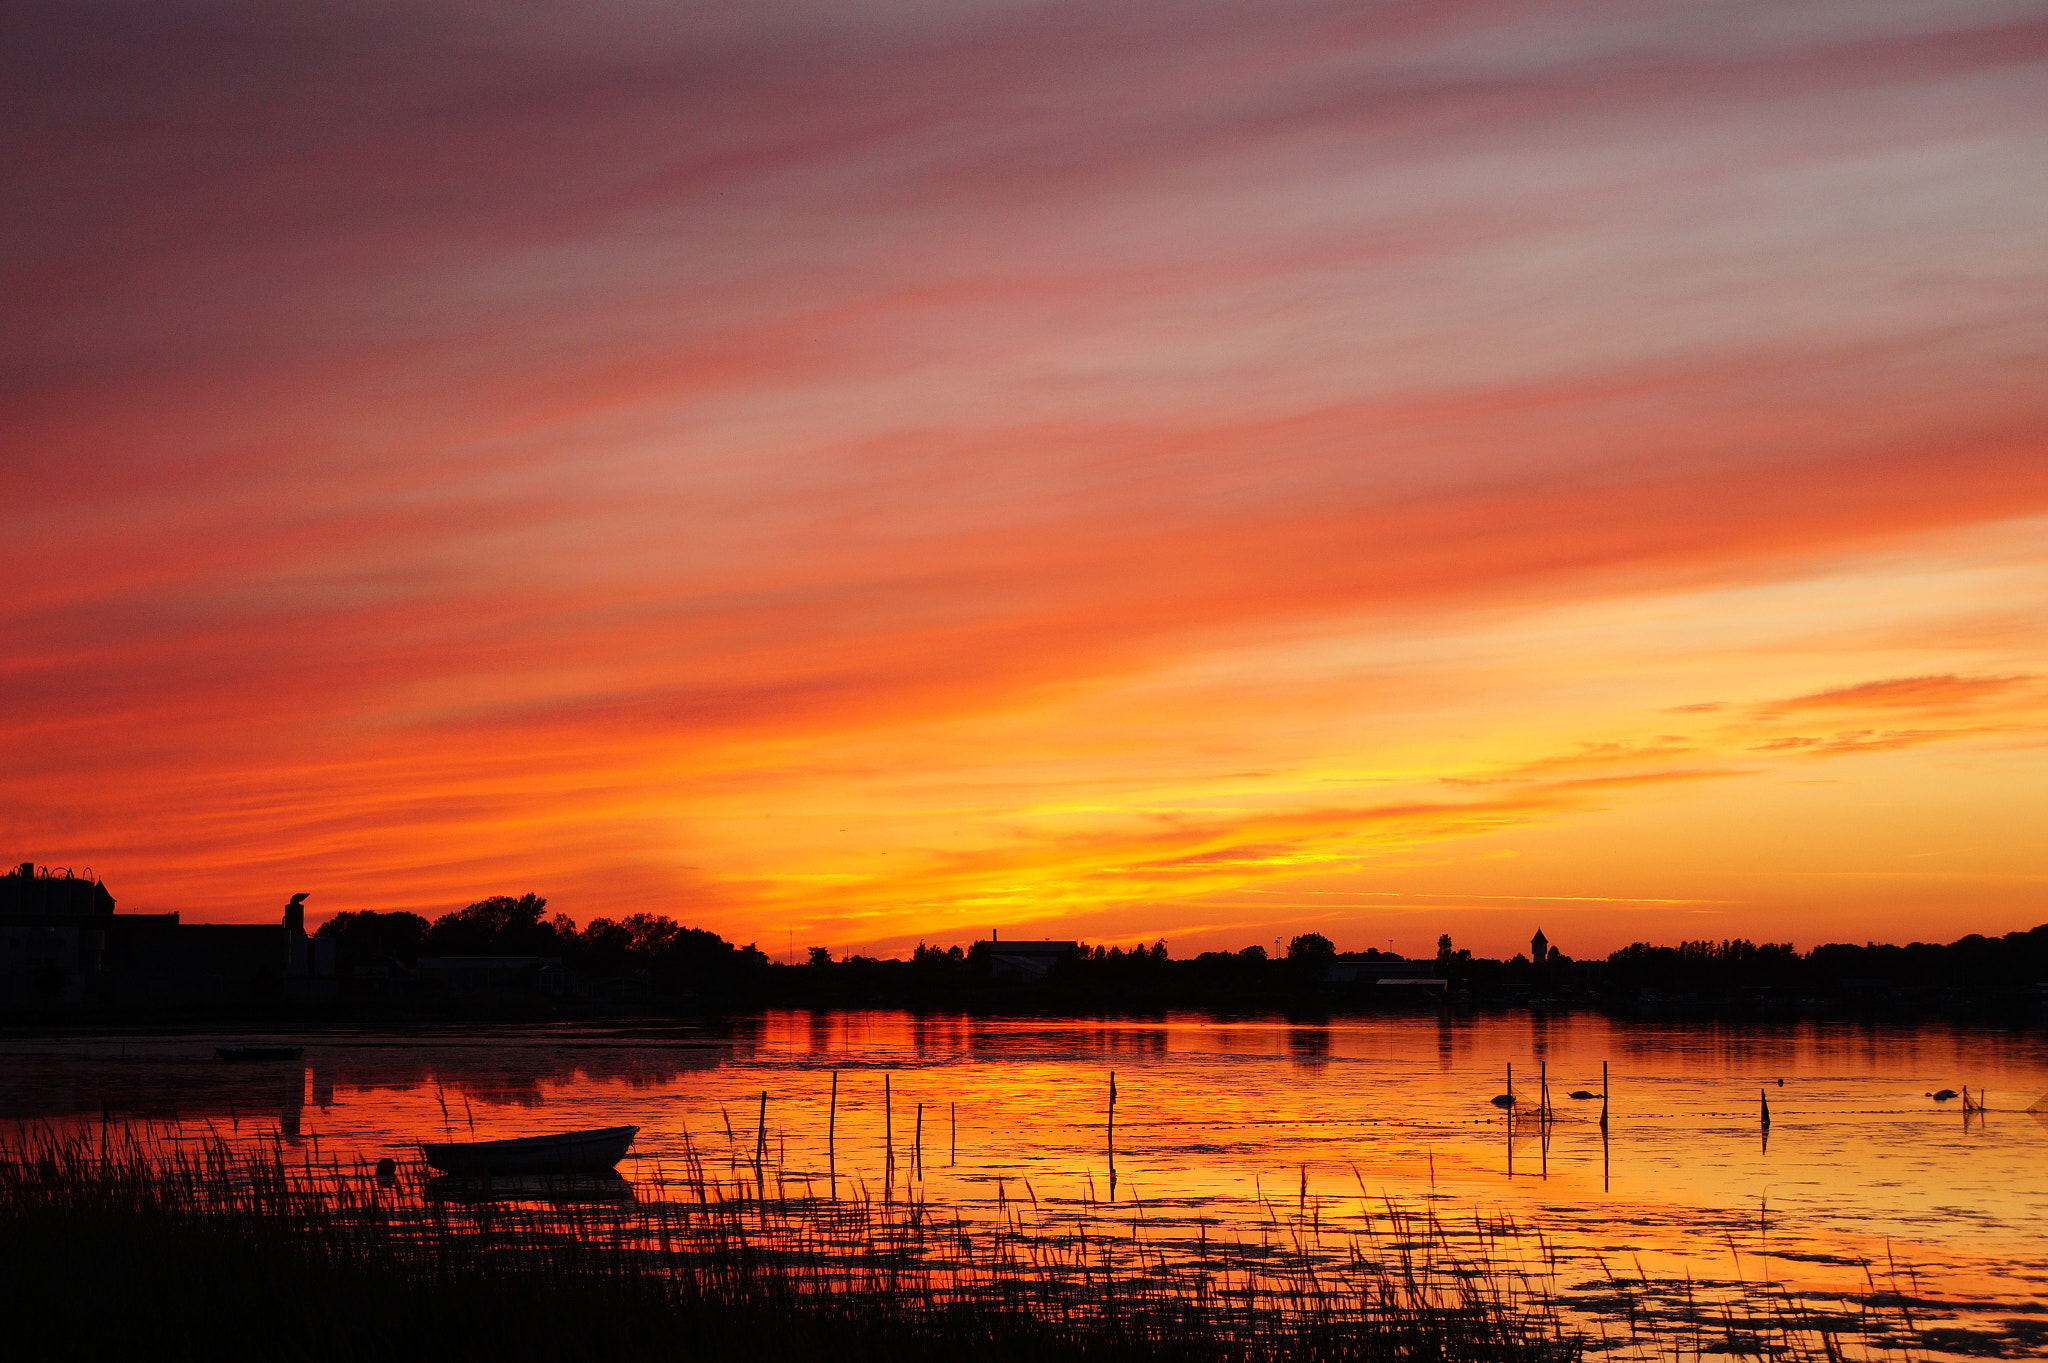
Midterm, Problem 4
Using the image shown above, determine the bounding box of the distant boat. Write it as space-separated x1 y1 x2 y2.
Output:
421 1125 639 1176
214 1045 304 1062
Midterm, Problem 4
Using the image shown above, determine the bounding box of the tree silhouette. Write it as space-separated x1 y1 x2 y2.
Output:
316 910 427 958
1284 933 1335 986
421 894 571 956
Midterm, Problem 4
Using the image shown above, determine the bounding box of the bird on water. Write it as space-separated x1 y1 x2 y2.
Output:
1927 1089 1959 1101
1490 1093 1515 1109
1565 1090 1602 1100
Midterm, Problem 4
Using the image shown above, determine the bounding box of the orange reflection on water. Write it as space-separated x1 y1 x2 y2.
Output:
6 1013 2044 1359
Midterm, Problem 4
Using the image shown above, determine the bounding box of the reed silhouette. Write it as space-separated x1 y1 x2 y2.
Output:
0 1117 1939 1363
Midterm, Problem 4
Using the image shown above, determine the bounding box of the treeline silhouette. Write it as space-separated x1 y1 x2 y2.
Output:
318 894 770 997
1597 926 2048 994
317 903 2048 1013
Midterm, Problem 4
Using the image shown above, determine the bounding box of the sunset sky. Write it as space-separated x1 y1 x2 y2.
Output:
6 0 2046 959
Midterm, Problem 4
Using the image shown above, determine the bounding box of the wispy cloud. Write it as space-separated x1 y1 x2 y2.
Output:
1765 674 2032 713
2 0 2046 952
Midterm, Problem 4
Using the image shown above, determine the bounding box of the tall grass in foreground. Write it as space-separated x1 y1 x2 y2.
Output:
0 1121 1918 1363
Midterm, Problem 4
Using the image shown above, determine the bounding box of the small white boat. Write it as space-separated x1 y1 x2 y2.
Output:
420 1125 638 1175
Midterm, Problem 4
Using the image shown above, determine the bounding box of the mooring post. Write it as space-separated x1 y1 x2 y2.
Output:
1599 1060 1609 1131
950 1100 957 1165
828 1070 839 1190
753 1090 768 1196
1107 1070 1118 1199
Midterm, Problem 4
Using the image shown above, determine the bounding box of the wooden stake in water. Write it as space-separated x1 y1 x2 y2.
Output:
950 1100 957 1165
915 1101 924 1178
1600 1058 1611 1189
884 1072 894 1170
1502 1060 1514 1178
1760 1087 1771 1129
1540 1060 1550 1123
1107 1070 1118 1199
828 1071 839 1192
756 1090 768 1176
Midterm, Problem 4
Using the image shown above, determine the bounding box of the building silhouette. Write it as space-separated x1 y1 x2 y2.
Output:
0 862 333 1006
976 933 1078 983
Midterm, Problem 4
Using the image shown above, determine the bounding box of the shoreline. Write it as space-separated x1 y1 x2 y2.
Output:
3 984 2046 1029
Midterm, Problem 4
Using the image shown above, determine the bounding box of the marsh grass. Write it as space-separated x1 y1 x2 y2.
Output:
0 1120 1943 1363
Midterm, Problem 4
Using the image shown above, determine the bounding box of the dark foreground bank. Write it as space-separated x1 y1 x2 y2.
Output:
2 1123 1579 1363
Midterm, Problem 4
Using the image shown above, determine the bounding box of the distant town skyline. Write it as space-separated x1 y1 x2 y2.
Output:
5 0 2045 960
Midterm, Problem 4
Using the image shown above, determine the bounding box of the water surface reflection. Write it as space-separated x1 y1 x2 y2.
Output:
4 1012 2043 1359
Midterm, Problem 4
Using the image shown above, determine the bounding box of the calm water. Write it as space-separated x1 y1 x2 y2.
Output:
5 1013 2044 1356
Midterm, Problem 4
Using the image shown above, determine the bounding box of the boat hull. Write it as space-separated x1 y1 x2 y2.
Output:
420 1125 638 1175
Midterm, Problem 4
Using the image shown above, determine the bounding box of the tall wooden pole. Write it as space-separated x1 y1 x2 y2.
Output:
756 1090 768 1187
1107 1070 1118 1199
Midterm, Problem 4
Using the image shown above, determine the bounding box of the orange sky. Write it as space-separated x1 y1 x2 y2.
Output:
5 0 2046 959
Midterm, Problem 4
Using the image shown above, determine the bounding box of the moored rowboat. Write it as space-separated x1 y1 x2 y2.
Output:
420 1125 638 1175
